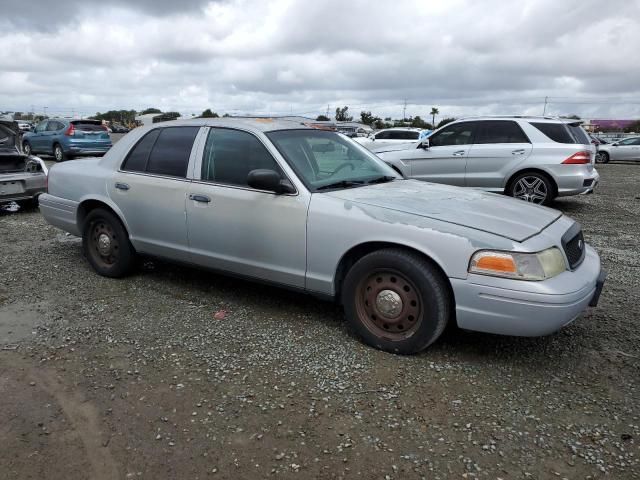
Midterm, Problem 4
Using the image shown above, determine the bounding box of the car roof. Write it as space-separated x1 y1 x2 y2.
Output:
145 117 316 133
455 115 583 124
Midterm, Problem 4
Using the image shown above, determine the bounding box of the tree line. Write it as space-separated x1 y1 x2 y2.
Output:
316 106 455 130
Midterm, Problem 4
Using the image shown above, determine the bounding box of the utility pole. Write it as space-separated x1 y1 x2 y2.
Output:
543 96 548 116
402 99 407 122
326 104 330 118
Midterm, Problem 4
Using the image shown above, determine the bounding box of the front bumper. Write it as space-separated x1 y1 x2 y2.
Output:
451 245 604 336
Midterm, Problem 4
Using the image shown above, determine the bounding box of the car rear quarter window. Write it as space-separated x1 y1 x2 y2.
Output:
566 124 590 144
146 127 199 177
530 122 583 144
121 129 161 172
475 121 529 144
201 128 282 187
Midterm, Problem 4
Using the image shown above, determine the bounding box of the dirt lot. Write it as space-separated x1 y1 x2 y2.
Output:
1 163 639 479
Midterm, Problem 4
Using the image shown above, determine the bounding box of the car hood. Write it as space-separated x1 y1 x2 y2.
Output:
323 180 562 242
369 141 420 154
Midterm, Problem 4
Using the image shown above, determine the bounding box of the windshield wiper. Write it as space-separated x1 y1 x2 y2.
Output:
367 175 396 185
316 180 366 191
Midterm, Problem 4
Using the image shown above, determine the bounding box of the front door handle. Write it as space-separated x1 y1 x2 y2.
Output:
189 194 211 203
511 149 526 155
452 150 466 156
115 182 129 191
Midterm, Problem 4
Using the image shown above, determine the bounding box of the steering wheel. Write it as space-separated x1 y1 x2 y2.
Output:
328 162 355 177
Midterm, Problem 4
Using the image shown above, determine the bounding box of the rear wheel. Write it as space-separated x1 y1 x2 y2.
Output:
596 151 609 164
53 143 66 162
342 248 450 354
508 172 554 206
82 208 135 277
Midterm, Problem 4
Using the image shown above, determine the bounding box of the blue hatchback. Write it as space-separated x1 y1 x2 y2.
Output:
22 119 112 161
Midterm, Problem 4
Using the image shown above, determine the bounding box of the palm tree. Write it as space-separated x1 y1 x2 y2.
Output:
430 107 439 128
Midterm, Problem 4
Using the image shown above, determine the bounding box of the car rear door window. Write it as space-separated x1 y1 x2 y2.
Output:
46 121 61 131
146 127 199 177
201 128 282 186
429 122 477 147
121 129 161 172
474 121 529 144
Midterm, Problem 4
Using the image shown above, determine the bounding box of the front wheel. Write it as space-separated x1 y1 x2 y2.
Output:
508 172 554 206
342 248 451 354
22 141 32 156
82 208 135 277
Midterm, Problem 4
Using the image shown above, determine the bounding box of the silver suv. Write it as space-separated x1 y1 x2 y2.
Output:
375 116 599 205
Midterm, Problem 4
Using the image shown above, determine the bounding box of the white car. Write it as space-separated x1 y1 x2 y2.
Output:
354 127 430 150
16 121 32 132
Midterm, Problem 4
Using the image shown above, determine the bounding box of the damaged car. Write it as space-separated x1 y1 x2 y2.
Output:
0 120 48 208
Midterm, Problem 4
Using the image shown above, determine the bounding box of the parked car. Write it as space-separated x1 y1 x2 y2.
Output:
354 127 430 149
596 136 640 163
16 121 32 132
39 118 605 355
375 116 598 206
0 120 47 208
22 119 112 161
589 134 607 146
110 124 130 134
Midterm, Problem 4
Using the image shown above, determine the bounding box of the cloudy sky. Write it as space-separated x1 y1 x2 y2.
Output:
1 0 639 121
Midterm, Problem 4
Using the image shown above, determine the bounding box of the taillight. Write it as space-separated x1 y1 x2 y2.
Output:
64 123 75 136
562 151 591 164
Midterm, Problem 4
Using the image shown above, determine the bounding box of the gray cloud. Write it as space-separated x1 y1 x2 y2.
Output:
0 0 638 120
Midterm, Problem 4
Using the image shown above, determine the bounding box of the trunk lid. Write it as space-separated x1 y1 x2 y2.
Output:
324 180 562 242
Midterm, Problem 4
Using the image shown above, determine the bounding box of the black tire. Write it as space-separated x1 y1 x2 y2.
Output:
53 143 66 162
596 151 609 164
507 172 555 206
82 208 135 278
17 197 39 210
342 248 450 354
22 141 32 156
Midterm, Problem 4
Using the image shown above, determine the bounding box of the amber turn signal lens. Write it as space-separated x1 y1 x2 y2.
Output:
474 254 517 273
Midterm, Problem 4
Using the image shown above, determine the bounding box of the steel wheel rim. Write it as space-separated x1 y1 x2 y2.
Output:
513 176 547 204
23 143 31 155
355 269 422 341
89 220 120 267
54 146 63 161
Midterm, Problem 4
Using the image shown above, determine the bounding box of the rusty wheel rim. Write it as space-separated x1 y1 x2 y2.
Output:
355 269 422 341
89 220 120 267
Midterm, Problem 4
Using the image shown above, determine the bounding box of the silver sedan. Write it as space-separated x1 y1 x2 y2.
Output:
597 136 640 163
39 118 605 354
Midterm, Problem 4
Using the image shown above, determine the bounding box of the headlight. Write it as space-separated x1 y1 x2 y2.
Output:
469 248 566 281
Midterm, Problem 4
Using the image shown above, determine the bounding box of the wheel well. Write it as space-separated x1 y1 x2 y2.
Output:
334 242 454 306
505 168 558 197
77 200 122 231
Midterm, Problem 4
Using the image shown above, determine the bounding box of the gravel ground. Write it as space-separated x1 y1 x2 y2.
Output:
0 163 638 479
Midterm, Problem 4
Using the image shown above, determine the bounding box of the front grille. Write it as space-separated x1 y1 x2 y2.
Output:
562 226 585 270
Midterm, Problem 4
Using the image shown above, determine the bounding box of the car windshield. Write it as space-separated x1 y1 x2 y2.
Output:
267 129 399 191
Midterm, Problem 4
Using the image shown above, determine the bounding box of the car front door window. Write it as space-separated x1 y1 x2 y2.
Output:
201 128 283 187
429 123 476 147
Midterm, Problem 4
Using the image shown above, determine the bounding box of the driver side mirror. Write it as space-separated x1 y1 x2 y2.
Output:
247 169 295 194
419 138 430 149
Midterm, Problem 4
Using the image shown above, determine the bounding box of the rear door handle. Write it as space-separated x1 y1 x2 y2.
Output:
511 149 526 155
189 194 211 203
452 150 466 156
115 182 129 191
